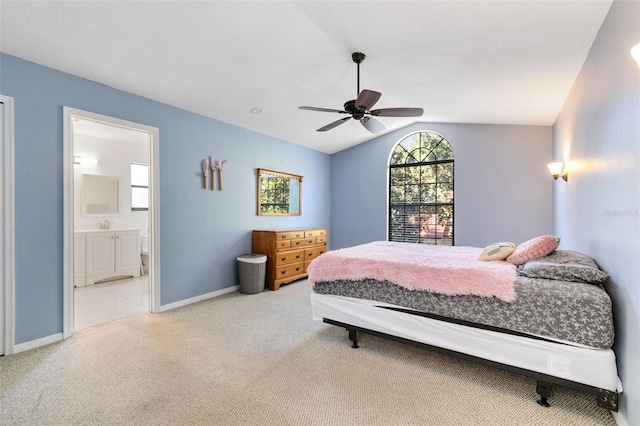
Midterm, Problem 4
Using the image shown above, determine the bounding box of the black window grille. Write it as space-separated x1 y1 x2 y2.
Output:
389 131 454 245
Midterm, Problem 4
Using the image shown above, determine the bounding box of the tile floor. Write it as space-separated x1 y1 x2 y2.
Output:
74 274 149 330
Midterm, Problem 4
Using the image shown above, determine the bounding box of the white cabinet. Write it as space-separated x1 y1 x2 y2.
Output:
75 229 140 286
86 232 116 278
114 231 141 273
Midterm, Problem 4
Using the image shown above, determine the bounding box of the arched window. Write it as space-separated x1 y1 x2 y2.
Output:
389 131 454 245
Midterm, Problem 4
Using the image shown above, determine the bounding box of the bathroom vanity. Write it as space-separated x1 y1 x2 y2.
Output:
74 228 140 287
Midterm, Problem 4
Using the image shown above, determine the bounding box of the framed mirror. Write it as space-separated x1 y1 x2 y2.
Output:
257 168 303 216
82 174 122 216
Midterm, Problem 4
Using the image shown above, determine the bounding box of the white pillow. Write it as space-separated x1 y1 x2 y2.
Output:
478 242 517 261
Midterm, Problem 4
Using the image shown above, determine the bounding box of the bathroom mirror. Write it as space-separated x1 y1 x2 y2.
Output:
257 168 302 216
82 174 122 216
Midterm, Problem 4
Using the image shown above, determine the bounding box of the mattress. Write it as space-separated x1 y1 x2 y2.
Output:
311 292 622 393
313 275 614 349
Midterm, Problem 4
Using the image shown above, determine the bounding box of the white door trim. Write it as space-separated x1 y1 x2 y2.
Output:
62 107 160 339
1 95 16 355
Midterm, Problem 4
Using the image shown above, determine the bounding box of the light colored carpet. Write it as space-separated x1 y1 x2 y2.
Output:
0 280 615 425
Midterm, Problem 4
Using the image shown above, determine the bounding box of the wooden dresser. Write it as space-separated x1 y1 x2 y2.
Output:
252 228 327 291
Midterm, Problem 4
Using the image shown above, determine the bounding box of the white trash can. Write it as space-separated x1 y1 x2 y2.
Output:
237 254 267 294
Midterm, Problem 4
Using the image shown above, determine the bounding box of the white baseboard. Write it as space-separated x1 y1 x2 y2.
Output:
13 332 63 354
159 285 240 312
612 410 628 426
8 286 240 354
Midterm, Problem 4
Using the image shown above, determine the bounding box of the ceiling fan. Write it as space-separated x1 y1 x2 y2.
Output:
299 52 424 134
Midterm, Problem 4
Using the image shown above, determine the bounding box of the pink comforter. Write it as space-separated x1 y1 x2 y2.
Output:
307 241 517 302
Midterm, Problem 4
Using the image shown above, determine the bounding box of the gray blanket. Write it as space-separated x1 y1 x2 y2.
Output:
313 276 614 349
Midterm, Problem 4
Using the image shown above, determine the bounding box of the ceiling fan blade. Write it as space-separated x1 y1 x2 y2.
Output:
317 117 352 132
370 107 424 117
360 117 385 134
355 89 382 110
299 106 348 114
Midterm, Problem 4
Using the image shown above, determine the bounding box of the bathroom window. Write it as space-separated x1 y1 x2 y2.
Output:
131 163 149 211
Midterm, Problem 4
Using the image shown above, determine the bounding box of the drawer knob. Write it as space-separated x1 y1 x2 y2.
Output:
295 267 300 272
281 235 286 239
295 255 301 259
320 251 325 254
280 270 286 275
295 241 300 246
281 257 286 261
296 233 301 237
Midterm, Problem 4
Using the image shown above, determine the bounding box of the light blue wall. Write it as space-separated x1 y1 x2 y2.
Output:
553 1 640 423
331 122 552 250
0 53 330 344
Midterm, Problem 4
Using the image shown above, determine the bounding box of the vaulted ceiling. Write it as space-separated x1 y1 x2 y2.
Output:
0 1 612 153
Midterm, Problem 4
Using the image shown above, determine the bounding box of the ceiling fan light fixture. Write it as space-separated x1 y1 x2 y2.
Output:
360 116 385 134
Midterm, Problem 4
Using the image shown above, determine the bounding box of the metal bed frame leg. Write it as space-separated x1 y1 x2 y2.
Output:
597 389 618 411
536 381 552 407
348 329 359 348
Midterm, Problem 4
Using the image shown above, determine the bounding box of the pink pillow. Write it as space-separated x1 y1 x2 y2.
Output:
506 235 560 266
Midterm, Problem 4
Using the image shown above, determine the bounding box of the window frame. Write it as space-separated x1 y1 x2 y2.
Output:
130 162 149 212
388 131 454 245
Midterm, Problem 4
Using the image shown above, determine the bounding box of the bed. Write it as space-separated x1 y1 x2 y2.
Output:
307 240 622 411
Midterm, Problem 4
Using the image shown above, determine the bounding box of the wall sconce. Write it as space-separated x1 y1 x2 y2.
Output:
74 156 98 165
631 43 640 68
547 162 567 181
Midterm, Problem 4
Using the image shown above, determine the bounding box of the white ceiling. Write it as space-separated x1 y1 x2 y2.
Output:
0 1 612 154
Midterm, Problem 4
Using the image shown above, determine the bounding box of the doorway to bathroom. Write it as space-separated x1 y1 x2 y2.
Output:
62 108 160 337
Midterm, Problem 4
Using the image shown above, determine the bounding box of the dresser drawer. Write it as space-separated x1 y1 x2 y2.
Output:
290 237 316 249
304 247 326 261
304 229 326 238
275 250 304 266
276 240 291 250
276 263 304 279
276 231 305 241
